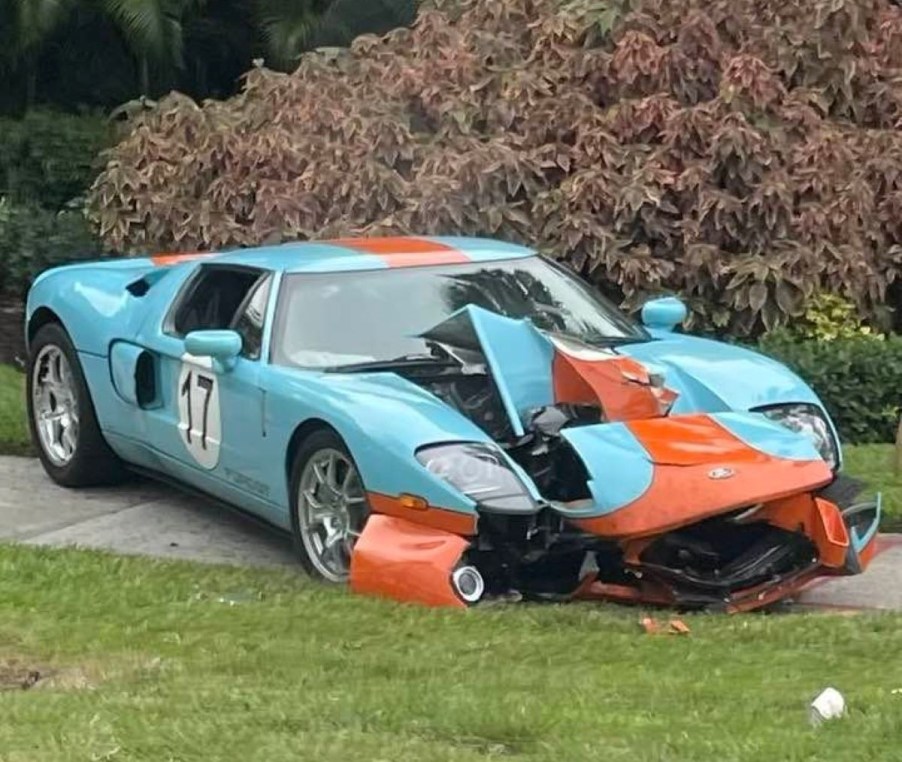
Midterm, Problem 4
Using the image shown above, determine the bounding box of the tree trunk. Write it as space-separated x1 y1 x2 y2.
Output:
896 414 902 474
140 56 150 96
25 55 37 110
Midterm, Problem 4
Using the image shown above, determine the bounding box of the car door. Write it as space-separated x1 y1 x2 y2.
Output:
132 264 279 518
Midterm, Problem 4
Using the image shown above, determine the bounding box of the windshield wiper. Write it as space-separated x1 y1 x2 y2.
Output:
547 330 649 348
324 354 458 373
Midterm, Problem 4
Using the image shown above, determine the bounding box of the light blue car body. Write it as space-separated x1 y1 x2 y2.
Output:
25 237 841 531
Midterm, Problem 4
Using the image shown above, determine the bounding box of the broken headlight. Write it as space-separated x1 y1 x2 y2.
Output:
757 403 839 470
416 443 537 513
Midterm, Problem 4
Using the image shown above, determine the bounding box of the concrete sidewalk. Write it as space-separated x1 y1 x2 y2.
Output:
1 455 900 611
0 456 295 567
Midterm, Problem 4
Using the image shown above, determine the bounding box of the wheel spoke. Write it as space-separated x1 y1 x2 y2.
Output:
312 461 329 487
303 490 330 525
32 345 80 467
61 425 77 456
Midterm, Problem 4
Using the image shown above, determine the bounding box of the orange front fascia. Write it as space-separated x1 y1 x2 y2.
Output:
573 458 832 539
572 566 821 613
552 351 667 421
572 415 834 539
757 494 849 569
367 492 477 536
349 514 469 608
328 237 470 267
576 493 858 612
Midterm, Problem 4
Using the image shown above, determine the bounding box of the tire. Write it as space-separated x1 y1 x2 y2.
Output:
289 428 370 583
27 322 126 487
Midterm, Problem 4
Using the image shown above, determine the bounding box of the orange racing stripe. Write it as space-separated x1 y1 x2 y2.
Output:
151 252 213 266
573 415 833 538
328 237 470 267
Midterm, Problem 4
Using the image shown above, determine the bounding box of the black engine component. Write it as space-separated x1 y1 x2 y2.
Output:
637 516 818 600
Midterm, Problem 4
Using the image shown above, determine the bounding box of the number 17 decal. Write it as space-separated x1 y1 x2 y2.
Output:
177 356 222 469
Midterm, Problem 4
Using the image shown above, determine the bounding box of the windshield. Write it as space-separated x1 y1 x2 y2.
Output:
272 256 649 369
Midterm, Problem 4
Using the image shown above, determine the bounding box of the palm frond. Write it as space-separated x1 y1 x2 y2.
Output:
307 0 418 49
101 0 185 65
255 0 320 70
10 0 74 52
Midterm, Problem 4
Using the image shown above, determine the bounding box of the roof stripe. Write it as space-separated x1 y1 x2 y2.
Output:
328 237 471 267
151 252 213 267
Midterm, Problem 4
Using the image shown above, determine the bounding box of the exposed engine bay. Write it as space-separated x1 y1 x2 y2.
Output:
409 363 598 503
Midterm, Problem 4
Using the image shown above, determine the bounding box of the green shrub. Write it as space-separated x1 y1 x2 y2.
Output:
758 331 902 445
0 110 111 210
796 292 883 342
0 200 102 297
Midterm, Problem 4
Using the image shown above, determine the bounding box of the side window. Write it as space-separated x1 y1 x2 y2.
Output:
231 274 272 360
170 266 262 337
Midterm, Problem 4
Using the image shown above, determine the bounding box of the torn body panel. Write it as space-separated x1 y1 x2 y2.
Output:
350 514 469 608
354 306 879 611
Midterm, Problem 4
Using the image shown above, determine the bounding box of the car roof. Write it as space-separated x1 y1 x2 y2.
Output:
153 236 537 274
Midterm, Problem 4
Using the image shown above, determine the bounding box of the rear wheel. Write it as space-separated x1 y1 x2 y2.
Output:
289 429 370 582
27 323 125 487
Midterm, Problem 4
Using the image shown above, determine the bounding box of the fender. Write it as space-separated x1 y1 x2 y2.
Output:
263 367 499 518
25 257 191 356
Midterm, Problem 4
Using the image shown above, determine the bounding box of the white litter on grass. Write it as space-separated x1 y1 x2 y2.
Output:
809 687 846 725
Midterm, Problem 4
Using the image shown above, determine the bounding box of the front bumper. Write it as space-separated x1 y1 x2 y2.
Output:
572 494 881 612
349 492 881 611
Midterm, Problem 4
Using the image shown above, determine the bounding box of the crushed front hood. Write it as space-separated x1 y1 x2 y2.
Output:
420 305 673 436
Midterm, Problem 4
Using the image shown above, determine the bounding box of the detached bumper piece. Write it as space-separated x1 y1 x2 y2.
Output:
349 493 880 612
574 494 881 613
349 515 473 608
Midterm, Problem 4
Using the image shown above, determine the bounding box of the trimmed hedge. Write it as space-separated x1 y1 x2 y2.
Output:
758 331 902 445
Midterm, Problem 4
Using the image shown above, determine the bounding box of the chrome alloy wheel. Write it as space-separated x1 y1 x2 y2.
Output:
32 345 80 467
296 448 368 582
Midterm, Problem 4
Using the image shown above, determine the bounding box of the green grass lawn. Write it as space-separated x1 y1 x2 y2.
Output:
843 445 902 529
0 544 900 761
0 364 29 456
1 363 902 758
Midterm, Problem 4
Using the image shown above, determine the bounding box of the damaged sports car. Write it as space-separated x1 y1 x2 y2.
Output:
25 236 881 611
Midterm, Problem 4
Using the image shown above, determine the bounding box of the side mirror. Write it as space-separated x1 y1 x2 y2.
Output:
641 297 687 332
184 330 242 370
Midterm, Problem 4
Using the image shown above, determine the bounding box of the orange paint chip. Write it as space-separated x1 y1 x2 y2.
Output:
640 616 660 634
668 619 691 635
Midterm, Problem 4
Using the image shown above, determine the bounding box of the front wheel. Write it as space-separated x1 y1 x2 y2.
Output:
26 323 125 487
289 429 370 582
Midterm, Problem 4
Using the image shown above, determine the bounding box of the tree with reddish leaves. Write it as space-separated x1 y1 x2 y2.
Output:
90 0 902 336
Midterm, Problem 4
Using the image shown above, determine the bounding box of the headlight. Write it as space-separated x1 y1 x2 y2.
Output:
757 403 839 470
416 443 537 513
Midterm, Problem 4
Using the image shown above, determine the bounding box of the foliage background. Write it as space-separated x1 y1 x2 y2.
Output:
0 112 109 298
759 332 902 443
90 0 902 339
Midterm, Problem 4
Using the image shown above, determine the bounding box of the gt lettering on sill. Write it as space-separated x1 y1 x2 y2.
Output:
177 355 221 469
224 468 271 499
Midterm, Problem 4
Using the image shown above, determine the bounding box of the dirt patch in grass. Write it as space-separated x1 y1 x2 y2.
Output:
0 660 47 691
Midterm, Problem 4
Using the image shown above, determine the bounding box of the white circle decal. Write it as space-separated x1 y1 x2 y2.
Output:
177 355 221 469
